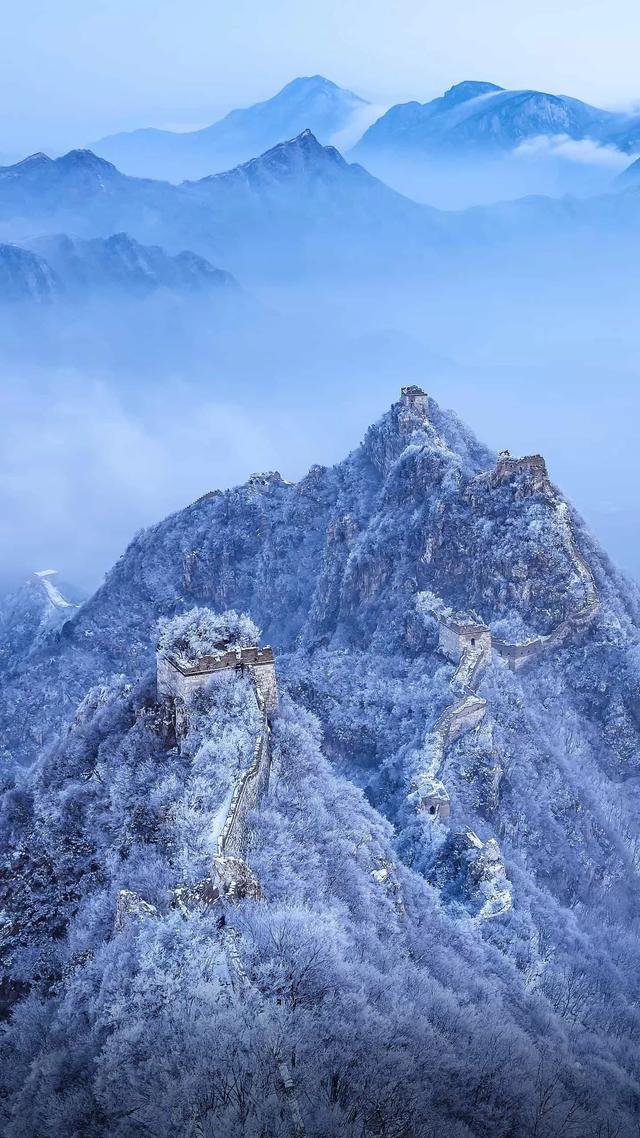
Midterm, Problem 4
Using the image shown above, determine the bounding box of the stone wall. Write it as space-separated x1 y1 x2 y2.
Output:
446 694 488 744
157 646 278 714
492 452 548 490
492 634 549 671
218 698 272 861
415 775 451 820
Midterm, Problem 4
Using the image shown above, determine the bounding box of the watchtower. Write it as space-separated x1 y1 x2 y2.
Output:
157 644 278 714
415 776 451 821
400 385 428 414
439 614 491 665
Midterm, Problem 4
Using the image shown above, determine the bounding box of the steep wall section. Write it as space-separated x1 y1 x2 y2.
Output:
218 695 271 861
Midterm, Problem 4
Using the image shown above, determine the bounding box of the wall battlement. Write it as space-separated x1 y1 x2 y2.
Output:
217 696 272 861
493 450 548 490
157 644 278 713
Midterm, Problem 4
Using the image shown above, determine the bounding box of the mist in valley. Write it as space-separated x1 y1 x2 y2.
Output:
2 221 639 594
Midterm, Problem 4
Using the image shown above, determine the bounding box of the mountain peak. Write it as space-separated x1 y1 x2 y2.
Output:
442 80 503 105
201 129 345 187
92 76 368 180
279 74 367 103
8 151 53 169
55 149 119 175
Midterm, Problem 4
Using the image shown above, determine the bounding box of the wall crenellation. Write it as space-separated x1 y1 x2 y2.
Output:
157 644 278 714
492 449 549 491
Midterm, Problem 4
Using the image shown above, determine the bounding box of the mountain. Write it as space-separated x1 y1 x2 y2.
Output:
0 134 438 278
1 133 640 288
2 389 640 1134
0 149 203 249
92 75 370 181
28 232 236 298
352 79 640 160
0 569 83 669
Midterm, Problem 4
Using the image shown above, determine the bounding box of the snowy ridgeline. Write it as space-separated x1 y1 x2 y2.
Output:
2 390 640 1135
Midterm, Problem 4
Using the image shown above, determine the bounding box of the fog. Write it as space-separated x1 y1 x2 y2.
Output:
2 118 640 595
348 146 636 209
2 229 639 595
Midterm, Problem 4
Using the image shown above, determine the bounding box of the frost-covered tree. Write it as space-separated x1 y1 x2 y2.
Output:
157 607 261 663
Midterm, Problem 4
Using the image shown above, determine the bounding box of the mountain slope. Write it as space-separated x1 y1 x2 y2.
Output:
0 232 236 306
0 149 202 250
5 663 634 1137
2 390 640 1133
92 75 370 180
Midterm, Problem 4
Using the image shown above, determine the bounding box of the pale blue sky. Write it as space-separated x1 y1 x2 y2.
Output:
3 0 640 156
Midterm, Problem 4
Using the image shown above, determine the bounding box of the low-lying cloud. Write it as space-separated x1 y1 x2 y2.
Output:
515 133 636 169
0 368 287 590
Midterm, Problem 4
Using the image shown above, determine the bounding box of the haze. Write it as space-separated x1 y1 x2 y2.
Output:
2 1 640 602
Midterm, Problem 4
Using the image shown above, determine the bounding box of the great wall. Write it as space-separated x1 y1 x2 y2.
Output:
114 387 601 1026
402 386 600 919
116 643 308 1138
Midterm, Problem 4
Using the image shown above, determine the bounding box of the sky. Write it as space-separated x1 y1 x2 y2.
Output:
4 0 640 156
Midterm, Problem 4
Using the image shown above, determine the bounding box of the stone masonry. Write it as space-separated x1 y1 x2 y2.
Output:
157 644 278 714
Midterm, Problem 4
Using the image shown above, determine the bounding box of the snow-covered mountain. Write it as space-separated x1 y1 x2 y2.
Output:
353 79 640 160
0 149 193 246
92 75 370 181
0 569 83 669
2 389 640 1134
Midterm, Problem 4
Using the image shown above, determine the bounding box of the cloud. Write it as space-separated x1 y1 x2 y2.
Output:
0 368 284 589
329 104 390 152
514 133 636 169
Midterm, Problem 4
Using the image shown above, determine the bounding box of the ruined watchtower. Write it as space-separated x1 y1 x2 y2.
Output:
438 614 491 665
415 776 451 821
493 450 548 492
400 385 428 414
157 644 278 714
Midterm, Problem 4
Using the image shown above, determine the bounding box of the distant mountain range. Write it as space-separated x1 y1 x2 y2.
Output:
0 133 439 278
1 129 640 293
87 75 640 190
0 232 236 304
92 75 371 181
